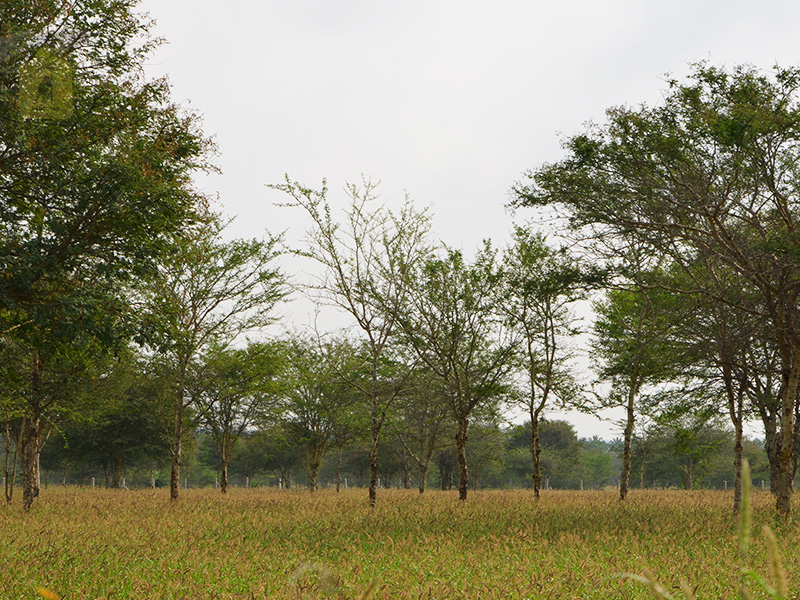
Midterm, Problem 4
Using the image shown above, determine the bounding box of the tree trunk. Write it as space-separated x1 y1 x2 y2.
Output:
307 453 320 492
418 463 429 494
733 418 744 513
455 417 469 501
335 445 343 493
220 458 229 493
620 382 636 501
112 457 123 489
22 351 44 510
368 413 379 508
4 416 20 504
531 416 542 500
684 459 695 490
21 416 41 511
761 410 779 494
775 354 800 515
169 388 185 502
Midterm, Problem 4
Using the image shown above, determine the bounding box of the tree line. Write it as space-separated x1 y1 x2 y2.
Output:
4 2 800 515
34 413 772 495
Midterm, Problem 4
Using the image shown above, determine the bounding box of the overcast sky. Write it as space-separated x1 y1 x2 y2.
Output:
137 0 800 439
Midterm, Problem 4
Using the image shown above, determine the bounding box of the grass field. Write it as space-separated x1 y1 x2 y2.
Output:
1 486 796 599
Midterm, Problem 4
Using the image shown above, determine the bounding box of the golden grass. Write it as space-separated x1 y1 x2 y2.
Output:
1 486 796 599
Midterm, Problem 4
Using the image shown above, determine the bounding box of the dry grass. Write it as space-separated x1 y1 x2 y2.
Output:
1 486 796 599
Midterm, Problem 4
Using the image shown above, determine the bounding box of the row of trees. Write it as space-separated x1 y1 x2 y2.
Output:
514 63 800 515
32 412 772 495
4 2 800 516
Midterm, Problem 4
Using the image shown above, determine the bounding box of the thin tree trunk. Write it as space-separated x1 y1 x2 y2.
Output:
455 417 469 501
220 457 229 493
21 416 40 511
620 379 637 501
112 456 123 489
418 463 429 494
531 416 542 500
22 351 44 511
170 408 183 502
368 411 379 507
4 415 19 503
335 445 343 493
775 353 800 515
733 417 744 512
307 442 324 492
761 409 779 494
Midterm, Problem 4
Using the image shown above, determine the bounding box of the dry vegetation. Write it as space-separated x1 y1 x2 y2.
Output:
1 487 796 599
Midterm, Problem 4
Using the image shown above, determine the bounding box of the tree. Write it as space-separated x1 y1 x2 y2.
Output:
668 260 771 510
516 63 800 515
592 270 685 501
390 366 453 493
538 420 582 489
1 1 214 509
196 341 284 493
54 347 165 488
281 336 355 492
398 245 517 500
273 177 432 507
500 225 587 499
142 210 285 501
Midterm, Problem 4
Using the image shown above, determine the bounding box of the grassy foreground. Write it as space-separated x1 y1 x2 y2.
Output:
1 487 797 599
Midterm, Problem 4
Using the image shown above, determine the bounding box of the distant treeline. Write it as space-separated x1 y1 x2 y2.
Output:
16 418 770 493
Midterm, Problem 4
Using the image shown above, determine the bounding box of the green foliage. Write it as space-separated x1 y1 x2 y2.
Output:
1 0 213 348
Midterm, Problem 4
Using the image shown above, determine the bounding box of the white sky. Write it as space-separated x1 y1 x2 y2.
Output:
137 0 800 440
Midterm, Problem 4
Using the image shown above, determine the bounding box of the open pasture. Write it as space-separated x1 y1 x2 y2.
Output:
1 487 795 599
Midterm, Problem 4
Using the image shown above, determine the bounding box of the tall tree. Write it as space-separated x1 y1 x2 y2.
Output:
273 177 432 507
592 272 684 501
398 245 516 500
500 226 587 499
281 336 359 492
1 1 214 509
516 63 800 515
142 210 285 501
196 341 285 493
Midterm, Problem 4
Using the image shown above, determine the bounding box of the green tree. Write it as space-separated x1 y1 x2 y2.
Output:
1 1 213 510
516 63 800 515
273 177 432 507
390 366 452 493
141 210 285 501
538 420 581 489
398 245 516 500
196 341 285 493
592 272 684 500
500 226 588 499
281 336 359 492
